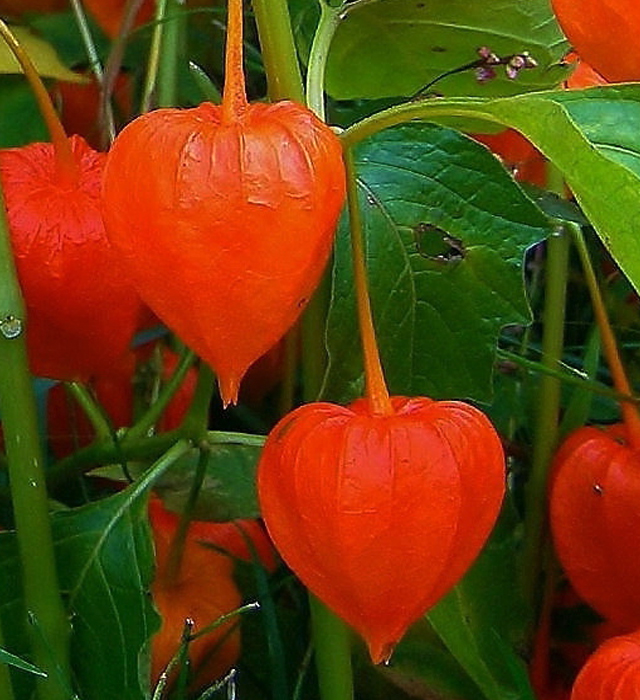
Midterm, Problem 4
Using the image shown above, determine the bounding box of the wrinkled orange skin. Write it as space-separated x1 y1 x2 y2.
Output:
571 630 640 699
552 0 640 82
257 396 505 664
149 498 249 692
102 102 345 405
0 135 143 381
550 423 640 632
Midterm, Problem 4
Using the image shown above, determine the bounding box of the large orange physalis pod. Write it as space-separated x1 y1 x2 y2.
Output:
571 629 640 699
550 423 640 632
257 396 506 664
0 135 143 381
101 0 345 406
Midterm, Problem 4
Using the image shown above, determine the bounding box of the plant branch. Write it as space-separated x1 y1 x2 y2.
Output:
0 163 72 700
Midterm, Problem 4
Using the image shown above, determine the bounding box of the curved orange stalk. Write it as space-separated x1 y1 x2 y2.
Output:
344 150 393 416
221 0 249 124
0 20 78 186
573 226 640 448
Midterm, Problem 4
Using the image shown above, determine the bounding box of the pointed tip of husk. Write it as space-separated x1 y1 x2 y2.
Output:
368 639 397 666
218 373 241 409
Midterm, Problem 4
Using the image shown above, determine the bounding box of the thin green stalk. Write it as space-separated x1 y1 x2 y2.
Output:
68 0 115 145
250 0 305 102
124 348 196 443
305 1 343 118
309 595 354 700
140 0 169 113
156 0 185 108
520 225 570 610
101 0 146 135
0 175 72 700
64 381 114 441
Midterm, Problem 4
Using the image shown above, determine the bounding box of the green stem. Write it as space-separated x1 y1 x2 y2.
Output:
68 0 115 146
180 363 215 441
156 0 185 108
571 224 640 446
341 98 502 149
251 0 305 102
124 348 196 443
309 596 354 700
64 381 113 441
0 174 72 700
305 1 343 118
520 226 570 610
162 444 209 585
140 0 169 113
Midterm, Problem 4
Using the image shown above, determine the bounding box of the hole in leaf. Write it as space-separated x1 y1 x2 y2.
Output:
413 223 465 263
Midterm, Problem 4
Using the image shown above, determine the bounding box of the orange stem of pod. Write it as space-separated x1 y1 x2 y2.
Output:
221 0 249 124
573 225 640 448
0 20 78 186
344 150 393 416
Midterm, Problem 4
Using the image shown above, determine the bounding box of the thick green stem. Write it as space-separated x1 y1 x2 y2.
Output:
520 226 570 609
251 0 305 102
309 595 354 700
0 176 72 700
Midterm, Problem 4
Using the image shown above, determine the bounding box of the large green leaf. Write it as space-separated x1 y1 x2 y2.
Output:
323 122 552 404
324 0 569 99
342 84 640 294
0 488 158 700
55 489 159 700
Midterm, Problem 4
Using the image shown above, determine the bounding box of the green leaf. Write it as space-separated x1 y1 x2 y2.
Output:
146 439 264 522
0 26 84 81
0 648 46 678
325 0 569 100
323 122 552 403
55 489 159 700
343 85 640 297
427 501 533 700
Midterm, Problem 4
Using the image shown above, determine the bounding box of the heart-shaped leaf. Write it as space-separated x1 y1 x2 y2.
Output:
324 122 552 404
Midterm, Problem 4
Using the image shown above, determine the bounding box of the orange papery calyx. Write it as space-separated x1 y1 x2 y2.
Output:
101 0 346 406
570 629 640 700
0 21 143 381
257 153 506 664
